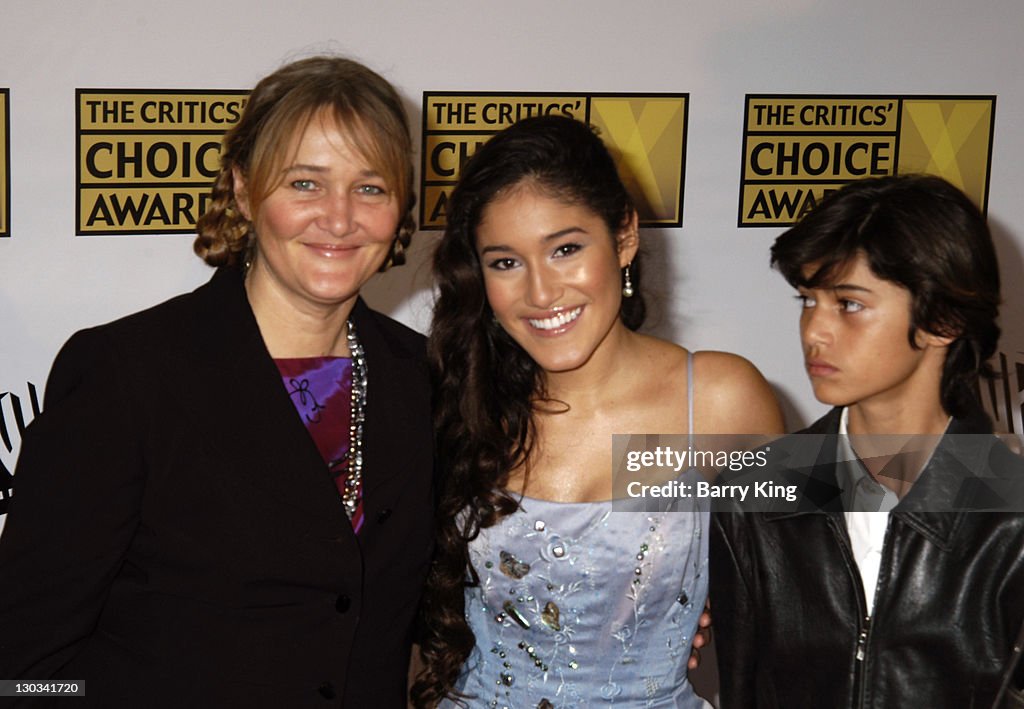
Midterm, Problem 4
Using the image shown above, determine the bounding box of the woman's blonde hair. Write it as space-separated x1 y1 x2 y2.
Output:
194 56 415 269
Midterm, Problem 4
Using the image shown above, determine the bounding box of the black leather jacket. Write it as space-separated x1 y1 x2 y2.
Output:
710 408 1024 708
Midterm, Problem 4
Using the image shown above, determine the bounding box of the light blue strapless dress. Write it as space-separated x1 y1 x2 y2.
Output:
446 355 709 708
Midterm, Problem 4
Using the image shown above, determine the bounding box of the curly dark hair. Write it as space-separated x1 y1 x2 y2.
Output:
193 55 415 271
412 115 644 706
771 173 1001 419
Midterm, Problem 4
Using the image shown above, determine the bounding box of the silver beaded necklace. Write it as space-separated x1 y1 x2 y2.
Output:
339 319 367 519
244 256 366 518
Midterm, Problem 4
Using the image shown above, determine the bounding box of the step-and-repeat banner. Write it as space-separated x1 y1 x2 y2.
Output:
2 2 1023 525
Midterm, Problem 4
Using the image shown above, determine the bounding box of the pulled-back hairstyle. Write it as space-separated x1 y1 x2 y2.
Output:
771 174 1001 419
193 55 415 270
413 115 642 705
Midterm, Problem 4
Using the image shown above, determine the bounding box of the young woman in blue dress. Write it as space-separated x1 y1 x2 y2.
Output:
414 115 784 708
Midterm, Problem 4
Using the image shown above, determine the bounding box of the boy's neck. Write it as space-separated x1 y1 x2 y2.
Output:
846 397 951 437
845 395 951 498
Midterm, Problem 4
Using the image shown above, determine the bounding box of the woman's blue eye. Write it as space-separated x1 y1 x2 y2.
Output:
795 294 815 308
291 179 316 191
358 184 386 196
839 299 864 313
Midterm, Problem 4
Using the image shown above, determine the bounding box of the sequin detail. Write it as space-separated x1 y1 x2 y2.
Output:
500 550 532 579
541 602 561 631
445 487 709 708
504 601 530 629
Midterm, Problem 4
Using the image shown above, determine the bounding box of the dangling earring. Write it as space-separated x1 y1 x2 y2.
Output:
622 262 634 298
242 236 256 275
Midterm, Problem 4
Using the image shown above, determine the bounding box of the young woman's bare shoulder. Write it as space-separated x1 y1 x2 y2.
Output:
628 333 690 375
692 350 785 435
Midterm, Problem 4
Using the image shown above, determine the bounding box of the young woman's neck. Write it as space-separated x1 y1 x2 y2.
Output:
541 323 641 409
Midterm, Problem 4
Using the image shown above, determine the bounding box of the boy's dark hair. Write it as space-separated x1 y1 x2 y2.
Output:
771 174 1001 419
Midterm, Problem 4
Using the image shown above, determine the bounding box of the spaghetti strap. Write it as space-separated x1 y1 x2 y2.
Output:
687 350 695 445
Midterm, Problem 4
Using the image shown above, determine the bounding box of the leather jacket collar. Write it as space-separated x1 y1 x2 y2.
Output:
763 406 1014 551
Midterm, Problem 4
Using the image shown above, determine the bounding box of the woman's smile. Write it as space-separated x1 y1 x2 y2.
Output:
526 305 585 333
475 186 636 375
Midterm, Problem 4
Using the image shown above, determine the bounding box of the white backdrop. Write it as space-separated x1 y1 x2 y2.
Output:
2 0 1023 530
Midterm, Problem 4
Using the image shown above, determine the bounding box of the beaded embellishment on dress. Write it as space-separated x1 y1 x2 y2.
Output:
444 353 708 708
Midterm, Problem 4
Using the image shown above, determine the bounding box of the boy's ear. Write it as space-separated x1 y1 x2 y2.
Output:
916 328 957 349
617 209 640 267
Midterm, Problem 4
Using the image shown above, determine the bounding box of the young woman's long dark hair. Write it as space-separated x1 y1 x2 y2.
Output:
413 115 644 706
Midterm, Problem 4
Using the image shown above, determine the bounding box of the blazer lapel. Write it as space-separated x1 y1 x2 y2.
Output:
180 268 351 537
349 299 429 500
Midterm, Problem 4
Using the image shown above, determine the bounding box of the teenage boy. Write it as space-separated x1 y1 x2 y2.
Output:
710 174 1024 708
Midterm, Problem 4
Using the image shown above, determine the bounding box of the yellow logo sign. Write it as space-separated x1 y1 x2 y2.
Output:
1 89 8 238
421 92 688 229
77 90 247 235
738 95 995 226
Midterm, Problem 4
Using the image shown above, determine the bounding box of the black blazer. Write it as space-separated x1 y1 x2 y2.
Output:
0 268 434 708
